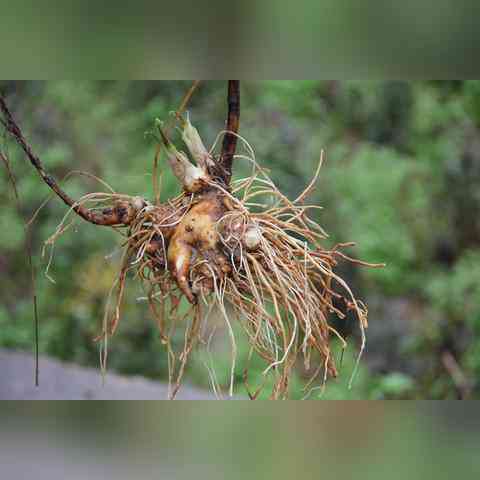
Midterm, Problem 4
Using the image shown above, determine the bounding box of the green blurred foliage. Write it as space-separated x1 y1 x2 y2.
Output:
1 81 480 399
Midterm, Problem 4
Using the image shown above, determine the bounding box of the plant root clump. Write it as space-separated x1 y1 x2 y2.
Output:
41 116 383 400
50 113 380 398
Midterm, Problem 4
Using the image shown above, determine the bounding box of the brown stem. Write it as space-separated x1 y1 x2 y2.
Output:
0 95 124 226
216 80 240 186
175 80 201 125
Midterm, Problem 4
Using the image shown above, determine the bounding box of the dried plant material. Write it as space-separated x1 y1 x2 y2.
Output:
1 82 383 399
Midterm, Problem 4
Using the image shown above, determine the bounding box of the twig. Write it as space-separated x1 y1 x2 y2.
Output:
441 350 472 399
175 80 201 124
0 95 123 226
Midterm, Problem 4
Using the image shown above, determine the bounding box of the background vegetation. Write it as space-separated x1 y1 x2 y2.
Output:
1 81 479 399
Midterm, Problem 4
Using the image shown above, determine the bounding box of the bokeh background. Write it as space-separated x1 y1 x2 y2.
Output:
1 80 480 399
0 0 478 78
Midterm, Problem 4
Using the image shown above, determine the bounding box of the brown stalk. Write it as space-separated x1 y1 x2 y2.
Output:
214 80 240 186
0 96 122 226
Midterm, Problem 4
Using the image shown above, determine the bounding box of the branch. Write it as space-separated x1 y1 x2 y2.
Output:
217 80 240 186
0 95 127 226
175 80 201 124
442 350 472 400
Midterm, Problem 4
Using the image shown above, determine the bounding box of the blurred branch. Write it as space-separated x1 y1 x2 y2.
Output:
442 351 472 400
218 80 240 186
0 149 19 201
0 149 39 386
0 95 123 226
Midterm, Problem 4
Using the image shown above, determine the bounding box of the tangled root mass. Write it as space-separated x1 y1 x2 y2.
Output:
44 115 382 400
